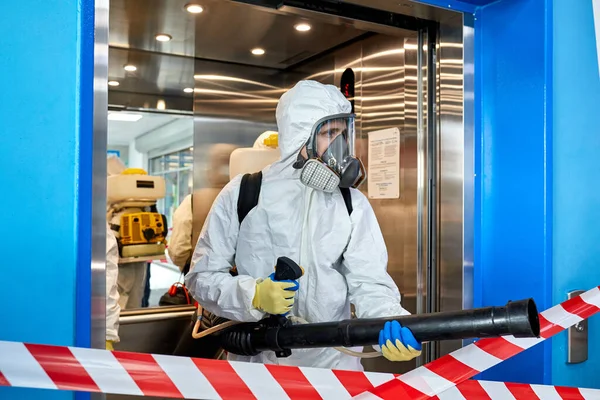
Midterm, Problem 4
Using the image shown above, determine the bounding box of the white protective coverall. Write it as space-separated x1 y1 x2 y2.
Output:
186 80 409 370
106 223 121 342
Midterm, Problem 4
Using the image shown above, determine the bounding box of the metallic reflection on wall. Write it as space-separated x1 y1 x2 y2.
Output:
193 61 288 123
437 14 466 358
192 117 276 191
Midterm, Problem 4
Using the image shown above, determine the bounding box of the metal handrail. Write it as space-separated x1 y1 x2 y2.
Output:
119 305 195 325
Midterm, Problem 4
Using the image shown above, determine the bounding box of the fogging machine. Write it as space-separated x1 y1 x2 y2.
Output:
215 257 541 358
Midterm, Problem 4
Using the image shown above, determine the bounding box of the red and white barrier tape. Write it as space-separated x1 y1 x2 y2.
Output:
0 286 599 399
442 380 600 399
354 286 600 400
1 341 598 400
0 342 397 399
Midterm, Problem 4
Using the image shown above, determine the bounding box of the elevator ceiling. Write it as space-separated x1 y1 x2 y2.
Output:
108 0 374 109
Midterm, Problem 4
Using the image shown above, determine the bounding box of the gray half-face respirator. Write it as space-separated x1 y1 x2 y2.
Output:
293 113 366 193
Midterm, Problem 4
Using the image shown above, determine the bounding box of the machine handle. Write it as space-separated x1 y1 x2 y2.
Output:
274 257 304 281
567 290 588 364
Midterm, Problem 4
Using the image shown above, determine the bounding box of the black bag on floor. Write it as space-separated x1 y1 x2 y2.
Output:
159 282 192 306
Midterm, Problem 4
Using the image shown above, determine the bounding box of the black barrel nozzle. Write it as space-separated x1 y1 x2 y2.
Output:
219 298 541 357
505 298 540 338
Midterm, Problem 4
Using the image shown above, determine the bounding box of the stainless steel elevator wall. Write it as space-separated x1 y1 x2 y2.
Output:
114 306 196 354
437 14 467 358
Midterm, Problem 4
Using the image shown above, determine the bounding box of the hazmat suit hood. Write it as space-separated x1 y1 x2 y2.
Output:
275 80 352 166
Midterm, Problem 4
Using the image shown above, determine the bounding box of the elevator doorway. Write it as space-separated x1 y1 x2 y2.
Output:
106 0 467 377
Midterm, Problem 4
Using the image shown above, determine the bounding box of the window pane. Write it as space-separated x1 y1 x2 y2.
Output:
178 169 193 204
164 153 179 171
149 156 163 174
179 149 193 169
163 171 178 225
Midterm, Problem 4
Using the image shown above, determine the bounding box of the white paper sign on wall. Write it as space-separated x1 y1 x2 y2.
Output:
367 127 400 199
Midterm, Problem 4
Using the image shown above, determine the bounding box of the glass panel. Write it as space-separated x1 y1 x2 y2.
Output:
163 153 179 171
178 169 193 205
179 148 193 168
149 156 163 174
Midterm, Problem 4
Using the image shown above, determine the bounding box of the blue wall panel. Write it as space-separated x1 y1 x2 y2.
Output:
412 0 477 13
551 0 600 388
0 0 95 398
473 0 553 384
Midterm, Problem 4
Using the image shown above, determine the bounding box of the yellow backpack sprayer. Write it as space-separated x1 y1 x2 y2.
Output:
106 168 168 261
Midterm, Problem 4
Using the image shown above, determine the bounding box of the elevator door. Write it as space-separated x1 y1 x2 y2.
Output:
280 27 436 372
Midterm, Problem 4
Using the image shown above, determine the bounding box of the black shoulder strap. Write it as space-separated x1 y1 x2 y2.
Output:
237 171 263 225
340 187 353 215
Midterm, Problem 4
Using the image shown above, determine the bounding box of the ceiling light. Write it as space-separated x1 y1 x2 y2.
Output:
294 23 311 32
124 64 137 72
185 3 204 13
107 112 143 122
108 80 120 87
155 34 172 42
251 48 265 56
183 88 194 93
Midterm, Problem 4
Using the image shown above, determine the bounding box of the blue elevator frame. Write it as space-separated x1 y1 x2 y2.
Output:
472 0 554 384
423 0 600 388
0 0 96 399
1 0 599 398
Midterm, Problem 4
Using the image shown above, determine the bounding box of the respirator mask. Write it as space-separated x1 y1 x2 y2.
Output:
294 113 366 193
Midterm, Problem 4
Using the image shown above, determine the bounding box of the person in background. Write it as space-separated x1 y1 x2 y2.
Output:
186 80 421 370
106 223 121 350
168 143 237 273
116 263 146 309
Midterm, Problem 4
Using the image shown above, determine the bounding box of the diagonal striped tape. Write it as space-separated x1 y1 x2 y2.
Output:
1 287 599 399
354 286 600 400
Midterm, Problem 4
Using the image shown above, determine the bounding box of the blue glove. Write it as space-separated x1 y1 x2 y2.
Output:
379 320 422 362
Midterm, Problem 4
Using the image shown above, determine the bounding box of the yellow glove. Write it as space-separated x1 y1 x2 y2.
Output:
379 321 422 362
252 273 299 315
106 340 114 351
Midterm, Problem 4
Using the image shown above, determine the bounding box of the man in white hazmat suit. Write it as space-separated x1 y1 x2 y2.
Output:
186 80 421 370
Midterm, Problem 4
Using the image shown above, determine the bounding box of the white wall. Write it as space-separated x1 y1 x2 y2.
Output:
108 112 194 171
108 145 129 166
128 141 147 170
135 116 194 158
